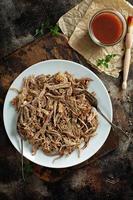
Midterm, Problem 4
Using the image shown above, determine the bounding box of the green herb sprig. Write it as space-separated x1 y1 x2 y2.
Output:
34 20 50 37
35 20 61 37
50 25 61 36
97 54 117 68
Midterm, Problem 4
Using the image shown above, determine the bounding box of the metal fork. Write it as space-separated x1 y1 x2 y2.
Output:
84 90 129 137
17 111 25 181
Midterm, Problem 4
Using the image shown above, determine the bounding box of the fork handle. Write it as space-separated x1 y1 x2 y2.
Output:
97 107 128 137
20 138 25 181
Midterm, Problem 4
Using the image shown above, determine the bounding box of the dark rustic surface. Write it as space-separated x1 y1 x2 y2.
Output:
0 0 133 200
0 0 81 59
0 33 133 200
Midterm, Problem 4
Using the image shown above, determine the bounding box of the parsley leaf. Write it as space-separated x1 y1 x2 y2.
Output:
97 59 105 66
97 54 116 68
50 25 61 36
34 20 60 37
105 54 116 63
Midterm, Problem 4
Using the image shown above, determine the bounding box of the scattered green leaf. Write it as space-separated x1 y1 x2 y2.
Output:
34 19 50 37
97 59 104 66
40 28 44 35
35 28 40 36
24 162 33 176
50 25 61 36
97 54 117 68
105 54 116 63
103 62 109 68
34 19 61 37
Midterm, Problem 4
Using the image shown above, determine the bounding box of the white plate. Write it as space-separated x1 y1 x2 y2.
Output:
3 59 112 168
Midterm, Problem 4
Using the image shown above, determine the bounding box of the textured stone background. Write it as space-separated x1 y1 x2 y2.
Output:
0 0 81 58
0 1 133 200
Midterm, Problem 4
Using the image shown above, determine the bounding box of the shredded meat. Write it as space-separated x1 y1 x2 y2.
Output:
12 72 98 157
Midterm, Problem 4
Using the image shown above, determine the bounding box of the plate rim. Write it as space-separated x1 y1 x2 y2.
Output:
3 59 113 168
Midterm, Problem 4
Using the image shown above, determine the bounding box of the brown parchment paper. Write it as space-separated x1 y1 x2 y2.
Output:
58 0 133 77
58 0 93 38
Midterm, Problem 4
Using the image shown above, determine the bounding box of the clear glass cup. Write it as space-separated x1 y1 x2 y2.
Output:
88 9 127 47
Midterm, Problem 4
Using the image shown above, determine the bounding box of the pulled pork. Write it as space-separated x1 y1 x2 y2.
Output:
12 72 98 157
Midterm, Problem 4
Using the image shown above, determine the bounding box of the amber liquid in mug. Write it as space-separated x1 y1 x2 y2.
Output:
91 12 123 45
